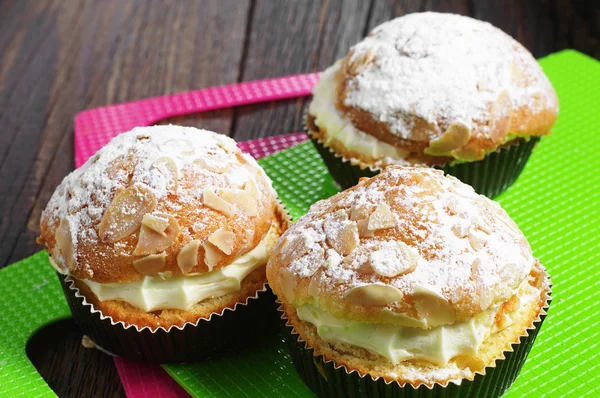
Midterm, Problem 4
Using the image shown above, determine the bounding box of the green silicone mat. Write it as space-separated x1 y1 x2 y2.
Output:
164 50 600 397
0 50 598 397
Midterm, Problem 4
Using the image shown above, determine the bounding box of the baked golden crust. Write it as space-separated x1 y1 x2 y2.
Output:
308 13 558 165
267 166 535 327
39 126 281 283
282 262 550 387
73 267 268 330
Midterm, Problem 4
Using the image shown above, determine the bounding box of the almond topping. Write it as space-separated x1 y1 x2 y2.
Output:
151 157 178 192
356 218 374 238
160 139 195 155
350 205 372 221
368 241 419 277
281 235 310 264
133 252 167 275
98 185 156 243
207 228 236 255
133 214 180 256
412 285 456 327
218 189 258 217
331 223 359 256
177 240 200 274
142 214 169 237
425 121 471 156
344 284 404 306
194 157 229 173
468 230 485 251
55 218 77 271
368 204 396 231
244 178 260 199
203 189 234 217
203 241 223 271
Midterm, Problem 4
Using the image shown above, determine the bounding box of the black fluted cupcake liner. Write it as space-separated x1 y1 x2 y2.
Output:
277 285 551 398
438 137 540 198
59 273 280 363
309 132 540 198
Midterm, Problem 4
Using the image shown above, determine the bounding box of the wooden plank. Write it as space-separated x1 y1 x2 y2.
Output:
367 0 470 30
230 0 372 142
1 0 250 268
471 0 557 58
0 1 250 396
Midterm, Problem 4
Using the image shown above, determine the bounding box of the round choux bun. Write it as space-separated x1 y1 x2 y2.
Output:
40 125 284 284
309 12 558 166
267 166 536 329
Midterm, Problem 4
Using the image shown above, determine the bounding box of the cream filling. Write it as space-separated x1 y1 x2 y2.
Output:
80 226 279 312
296 303 501 366
309 62 411 168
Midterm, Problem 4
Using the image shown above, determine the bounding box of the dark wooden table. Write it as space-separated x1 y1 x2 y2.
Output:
1 0 599 396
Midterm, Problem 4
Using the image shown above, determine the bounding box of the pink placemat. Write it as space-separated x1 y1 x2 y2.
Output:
74 73 319 168
73 74 317 397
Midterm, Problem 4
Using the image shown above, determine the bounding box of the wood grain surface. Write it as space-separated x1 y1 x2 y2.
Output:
1 0 599 396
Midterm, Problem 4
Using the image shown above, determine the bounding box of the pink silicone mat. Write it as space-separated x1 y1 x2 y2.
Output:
74 74 318 168
73 74 316 397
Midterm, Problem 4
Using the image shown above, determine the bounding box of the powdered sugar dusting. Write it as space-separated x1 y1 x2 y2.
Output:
280 167 534 315
42 126 265 273
343 12 555 140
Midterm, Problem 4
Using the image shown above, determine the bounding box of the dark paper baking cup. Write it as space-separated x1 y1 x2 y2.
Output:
278 286 551 398
309 132 540 198
59 273 280 363
438 137 541 198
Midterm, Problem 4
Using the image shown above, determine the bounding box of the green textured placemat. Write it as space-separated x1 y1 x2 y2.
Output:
164 50 600 397
0 251 70 397
0 50 598 397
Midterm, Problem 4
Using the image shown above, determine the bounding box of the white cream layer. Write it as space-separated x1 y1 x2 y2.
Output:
80 227 278 312
309 62 411 168
296 303 501 366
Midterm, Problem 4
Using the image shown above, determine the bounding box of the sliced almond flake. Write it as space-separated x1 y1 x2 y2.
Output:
356 218 374 238
244 178 261 199
55 218 77 270
98 184 156 243
177 240 201 274
331 223 359 256
160 138 195 156
142 213 170 237
424 121 471 156
133 252 167 275
218 188 258 217
207 228 236 255
350 205 372 221
133 214 180 256
368 203 396 231
368 241 419 277
203 241 223 271
413 284 456 327
281 235 310 265
203 188 234 217
344 284 403 306
151 157 178 192
194 156 229 173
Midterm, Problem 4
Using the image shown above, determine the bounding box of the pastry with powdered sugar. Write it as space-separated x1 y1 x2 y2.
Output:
307 12 558 197
39 125 288 362
268 166 550 395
